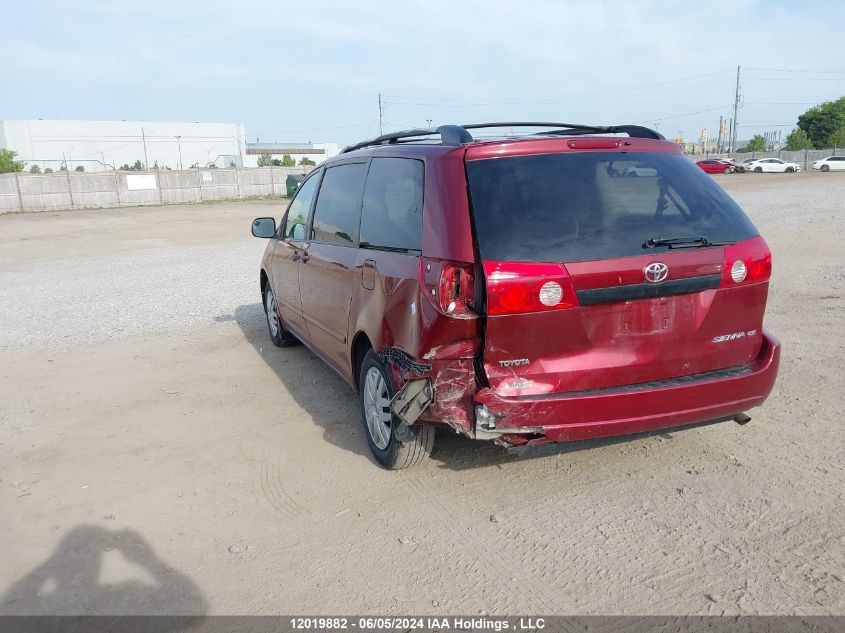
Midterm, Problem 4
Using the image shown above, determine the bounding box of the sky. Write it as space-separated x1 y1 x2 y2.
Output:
2 0 844 147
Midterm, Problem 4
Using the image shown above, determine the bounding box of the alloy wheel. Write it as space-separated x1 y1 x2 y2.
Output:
363 366 392 450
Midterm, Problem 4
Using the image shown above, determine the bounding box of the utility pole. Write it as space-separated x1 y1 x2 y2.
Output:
175 135 183 171
378 93 384 136
731 65 741 153
142 127 149 169
717 115 724 154
727 117 733 154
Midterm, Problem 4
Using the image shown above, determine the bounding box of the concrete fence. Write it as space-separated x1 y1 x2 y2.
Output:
0 166 313 214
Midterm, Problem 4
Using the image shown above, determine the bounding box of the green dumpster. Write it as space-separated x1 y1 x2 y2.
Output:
286 174 305 198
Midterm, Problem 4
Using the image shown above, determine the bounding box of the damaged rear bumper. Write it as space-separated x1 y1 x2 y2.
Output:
472 331 780 445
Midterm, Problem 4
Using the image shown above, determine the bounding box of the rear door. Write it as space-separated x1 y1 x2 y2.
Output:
299 160 369 377
466 147 771 397
832 157 845 171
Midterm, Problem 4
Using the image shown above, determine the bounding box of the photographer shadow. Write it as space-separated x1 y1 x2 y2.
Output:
1 525 208 617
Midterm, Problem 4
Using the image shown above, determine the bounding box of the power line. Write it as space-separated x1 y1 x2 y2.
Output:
383 69 735 107
744 67 845 73
635 104 734 125
249 122 375 136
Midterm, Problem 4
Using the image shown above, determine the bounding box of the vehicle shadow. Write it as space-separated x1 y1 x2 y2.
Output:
232 303 373 462
0 525 208 619
233 302 692 471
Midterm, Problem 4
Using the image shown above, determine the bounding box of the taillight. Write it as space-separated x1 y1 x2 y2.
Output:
721 236 772 287
430 261 475 315
484 261 579 315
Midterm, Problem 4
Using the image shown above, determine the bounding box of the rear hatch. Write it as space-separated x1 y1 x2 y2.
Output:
465 140 772 397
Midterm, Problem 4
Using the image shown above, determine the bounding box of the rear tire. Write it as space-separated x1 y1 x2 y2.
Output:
724 167 732 174
359 350 434 469
754 167 763 173
821 164 830 172
264 286 298 347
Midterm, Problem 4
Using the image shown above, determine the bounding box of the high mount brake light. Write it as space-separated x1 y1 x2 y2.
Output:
721 236 771 287
566 139 621 150
484 261 579 315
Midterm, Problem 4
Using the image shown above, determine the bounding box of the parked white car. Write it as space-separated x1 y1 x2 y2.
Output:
812 156 845 172
744 158 801 173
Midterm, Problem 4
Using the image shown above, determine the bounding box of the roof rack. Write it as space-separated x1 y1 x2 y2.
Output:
340 122 665 153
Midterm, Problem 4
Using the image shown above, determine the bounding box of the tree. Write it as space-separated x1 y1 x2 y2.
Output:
0 148 25 173
828 126 845 148
29 164 41 173
75 165 85 172
44 167 54 173
133 160 144 171
784 128 813 151
745 135 766 152
281 154 296 167
797 97 845 148
256 152 273 167
299 156 316 166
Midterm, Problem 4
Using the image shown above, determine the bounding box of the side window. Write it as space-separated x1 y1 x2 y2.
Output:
360 158 424 251
311 163 368 245
282 173 320 240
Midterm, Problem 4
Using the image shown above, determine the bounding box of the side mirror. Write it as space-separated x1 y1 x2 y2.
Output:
251 217 276 238
291 223 306 240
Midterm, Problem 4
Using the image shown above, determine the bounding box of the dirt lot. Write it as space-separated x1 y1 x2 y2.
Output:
1 172 843 616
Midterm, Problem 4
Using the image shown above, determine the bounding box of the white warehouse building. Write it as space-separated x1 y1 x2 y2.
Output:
243 142 340 167
1 120 341 173
0 119 247 172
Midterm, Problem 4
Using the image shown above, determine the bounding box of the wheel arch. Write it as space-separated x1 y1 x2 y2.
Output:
351 331 374 390
260 269 269 302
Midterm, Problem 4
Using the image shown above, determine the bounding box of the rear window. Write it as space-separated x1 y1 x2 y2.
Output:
359 158 424 251
466 151 758 263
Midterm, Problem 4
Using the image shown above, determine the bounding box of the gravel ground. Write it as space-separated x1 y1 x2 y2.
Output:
0 174 843 616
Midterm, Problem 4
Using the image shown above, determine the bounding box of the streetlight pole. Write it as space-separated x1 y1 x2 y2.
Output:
142 127 149 169
426 119 433 128
175 136 183 171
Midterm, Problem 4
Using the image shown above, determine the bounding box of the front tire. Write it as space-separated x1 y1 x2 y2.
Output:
359 350 434 469
264 286 298 347
754 167 763 173
821 164 830 172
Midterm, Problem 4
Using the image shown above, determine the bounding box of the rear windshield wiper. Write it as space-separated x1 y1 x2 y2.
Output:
359 241 419 254
642 236 734 249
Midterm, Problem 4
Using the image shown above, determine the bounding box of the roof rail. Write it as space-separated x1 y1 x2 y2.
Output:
341 121 664 153
463 122 664 140
341 125 472 153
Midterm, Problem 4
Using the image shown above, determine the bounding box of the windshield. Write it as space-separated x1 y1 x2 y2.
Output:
466 151 758 262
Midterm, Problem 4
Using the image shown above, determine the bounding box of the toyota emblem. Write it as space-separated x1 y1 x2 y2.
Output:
644 262 669 283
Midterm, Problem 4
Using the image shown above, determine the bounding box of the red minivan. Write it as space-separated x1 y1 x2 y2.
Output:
251 123 780 469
